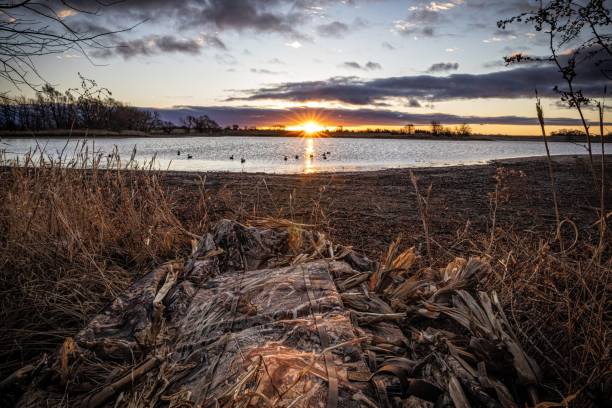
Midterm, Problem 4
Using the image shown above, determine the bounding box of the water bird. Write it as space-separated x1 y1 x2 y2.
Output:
295 155 299 159
230 155 234 160
241 158 246 164
323 154 327 160
309 154 314 159
284 156 288 161
177 150 181 155
187 154 193 159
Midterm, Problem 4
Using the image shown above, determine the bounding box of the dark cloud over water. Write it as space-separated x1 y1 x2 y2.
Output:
151 105 605 128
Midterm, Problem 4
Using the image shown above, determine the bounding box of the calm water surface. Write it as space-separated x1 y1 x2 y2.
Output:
0 136 604 174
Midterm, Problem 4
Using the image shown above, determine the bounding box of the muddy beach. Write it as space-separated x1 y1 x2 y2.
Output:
166 155 608 257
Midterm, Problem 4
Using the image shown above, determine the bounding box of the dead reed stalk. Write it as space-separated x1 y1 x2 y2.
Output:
409 171 432 260
536 95 562 245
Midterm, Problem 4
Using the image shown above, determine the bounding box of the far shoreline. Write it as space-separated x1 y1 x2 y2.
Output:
1 129 609 143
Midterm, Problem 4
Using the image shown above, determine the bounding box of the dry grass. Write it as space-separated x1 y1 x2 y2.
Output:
484 229 610 406
0 143 200 377
0 142 609 406
407 167 610 406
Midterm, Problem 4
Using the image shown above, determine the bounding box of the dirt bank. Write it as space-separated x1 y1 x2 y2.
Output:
165 155 609 258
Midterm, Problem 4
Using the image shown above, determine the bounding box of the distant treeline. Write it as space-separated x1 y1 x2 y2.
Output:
0 78 224 134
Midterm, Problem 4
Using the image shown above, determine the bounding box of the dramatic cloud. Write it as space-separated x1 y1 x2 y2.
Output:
151 105 604 128
68 0 368 42
229 58 610 105
92 35 225 59
317 21 350 38
193 0 304 38
427 62 459 73
394 0 459 38
340 61 382 71
341 62 362 70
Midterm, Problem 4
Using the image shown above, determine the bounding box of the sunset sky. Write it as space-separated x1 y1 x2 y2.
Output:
3 0 611 135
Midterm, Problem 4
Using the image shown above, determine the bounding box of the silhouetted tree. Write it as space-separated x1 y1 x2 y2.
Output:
431 121 442 136
158 121 176 134
500 0 611 167
185 115 221 134
455 123 472 137
0 78 158 132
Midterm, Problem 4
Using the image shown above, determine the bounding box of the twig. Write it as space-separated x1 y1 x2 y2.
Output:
409 171 432 260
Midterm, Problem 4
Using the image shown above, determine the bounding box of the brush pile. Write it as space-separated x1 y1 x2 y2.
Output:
8 220 544 407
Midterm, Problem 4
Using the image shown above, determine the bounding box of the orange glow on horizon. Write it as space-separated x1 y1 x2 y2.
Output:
259 123 608 137
287 121 329 135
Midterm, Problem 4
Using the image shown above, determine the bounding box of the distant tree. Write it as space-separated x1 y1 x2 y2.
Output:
455 123 472 137
232 124 240 131
0 77 158 133
551 129 586 137
431 121 443 136
403 124 415 134
158 121 176 134
180 117 192 133
186 115 221 134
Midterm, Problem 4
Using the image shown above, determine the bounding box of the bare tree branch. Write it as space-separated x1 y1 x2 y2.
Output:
0 0 134 91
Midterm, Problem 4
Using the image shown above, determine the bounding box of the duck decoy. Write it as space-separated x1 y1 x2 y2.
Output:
241 158 246 164
187 154 193 159
230 155 234 160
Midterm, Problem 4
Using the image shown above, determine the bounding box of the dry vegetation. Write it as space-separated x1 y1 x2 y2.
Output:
0 145 198 379
0 145 609 406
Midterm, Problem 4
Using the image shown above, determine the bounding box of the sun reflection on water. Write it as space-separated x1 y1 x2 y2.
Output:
304 137 315 174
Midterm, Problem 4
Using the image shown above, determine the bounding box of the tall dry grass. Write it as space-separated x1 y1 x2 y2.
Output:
0 143 199 377
407 162 610 406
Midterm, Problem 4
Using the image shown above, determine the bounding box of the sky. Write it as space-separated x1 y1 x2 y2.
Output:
3 0 611 135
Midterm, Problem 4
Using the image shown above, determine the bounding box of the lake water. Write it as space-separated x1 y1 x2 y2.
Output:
0 136 604 174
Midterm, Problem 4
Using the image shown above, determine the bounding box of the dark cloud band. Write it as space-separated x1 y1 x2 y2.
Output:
150 105 606 128
227 59 610 105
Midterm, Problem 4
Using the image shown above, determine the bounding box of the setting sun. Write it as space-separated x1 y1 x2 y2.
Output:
286 121 327 135
302 121 324 135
